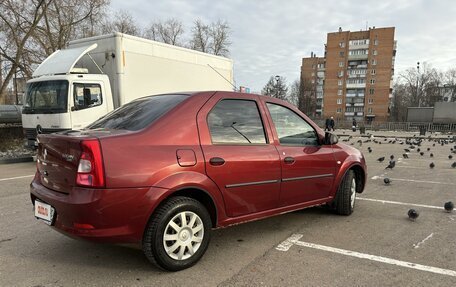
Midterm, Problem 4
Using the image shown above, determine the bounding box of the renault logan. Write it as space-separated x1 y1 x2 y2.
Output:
31 91 367 271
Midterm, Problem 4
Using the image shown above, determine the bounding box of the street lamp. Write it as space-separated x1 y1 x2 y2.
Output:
417 62 420 107
275 75 280 98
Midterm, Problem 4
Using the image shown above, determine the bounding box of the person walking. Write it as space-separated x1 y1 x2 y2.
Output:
352 118 357 132
325 118 331 131
329 116 335 131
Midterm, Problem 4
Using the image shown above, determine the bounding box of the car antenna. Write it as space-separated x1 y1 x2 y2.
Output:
207 64 237 91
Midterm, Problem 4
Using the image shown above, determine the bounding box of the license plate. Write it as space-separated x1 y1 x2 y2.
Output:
34 200 55 225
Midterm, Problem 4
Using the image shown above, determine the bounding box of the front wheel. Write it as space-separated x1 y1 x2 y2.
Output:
142 196 212 271
333 170 357 215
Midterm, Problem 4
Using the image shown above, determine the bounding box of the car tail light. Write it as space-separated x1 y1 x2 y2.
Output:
76 140 105 188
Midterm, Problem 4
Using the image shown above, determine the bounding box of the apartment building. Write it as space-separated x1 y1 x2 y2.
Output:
300 53 325 117
301 27 396 122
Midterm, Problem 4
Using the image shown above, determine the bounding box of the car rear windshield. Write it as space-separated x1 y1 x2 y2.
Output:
87 94 189 131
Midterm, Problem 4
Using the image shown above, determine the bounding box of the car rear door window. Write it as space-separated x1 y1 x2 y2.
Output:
208 99 267 144
266 103 318 146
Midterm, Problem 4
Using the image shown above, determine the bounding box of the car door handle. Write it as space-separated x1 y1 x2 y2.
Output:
209 157 225 166
284 156 295 164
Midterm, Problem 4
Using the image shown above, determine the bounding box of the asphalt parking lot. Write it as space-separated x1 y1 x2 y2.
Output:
1 131 455 286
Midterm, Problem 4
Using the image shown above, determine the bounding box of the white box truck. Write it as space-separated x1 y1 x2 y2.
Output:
22 32 234 148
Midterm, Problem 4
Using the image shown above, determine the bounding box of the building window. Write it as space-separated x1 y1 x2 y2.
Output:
338 71 344 77
339 42 345 48
371 69 376 75
338 89 343 96
369 88 375 94
371 59 377 65
340 51 345 57
368 107 373 113
368 98 373 104
311 72 315 76
370 79 376 84
337 108 342 113
339 61 344 67
338 79 343 86
373 50 378 56
374 39 379 45
311 79 315 84
312 64 316 69
337 99 342 104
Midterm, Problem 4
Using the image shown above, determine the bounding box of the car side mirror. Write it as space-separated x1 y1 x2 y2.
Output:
325 132 338 145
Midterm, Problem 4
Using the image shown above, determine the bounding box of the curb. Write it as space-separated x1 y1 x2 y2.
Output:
0 156 34 164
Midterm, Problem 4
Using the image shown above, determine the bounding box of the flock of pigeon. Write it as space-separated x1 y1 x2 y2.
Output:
343 133 456 221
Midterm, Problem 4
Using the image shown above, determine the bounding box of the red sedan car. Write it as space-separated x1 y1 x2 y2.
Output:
31 91 367 271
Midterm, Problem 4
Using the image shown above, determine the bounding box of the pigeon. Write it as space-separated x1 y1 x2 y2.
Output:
408 209 419 221
377 157 385 163
420 152 424 156
368 147 372 153
430 153 434 157
384 178 391 185
429 162 435 169
404 149 410 153
444 201 454 213
417 148 421 152
385 160 396 169
433 143 436 147
427 148 430 151
390 155 395 160
402 153 409 159
449 155 453 160
452 162 456 168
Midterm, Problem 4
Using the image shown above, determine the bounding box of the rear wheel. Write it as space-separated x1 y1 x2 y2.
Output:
142 196 212 271
334 170 356 215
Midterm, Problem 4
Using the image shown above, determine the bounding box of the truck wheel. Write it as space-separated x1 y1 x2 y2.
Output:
334 170 356 215
142 196 212 271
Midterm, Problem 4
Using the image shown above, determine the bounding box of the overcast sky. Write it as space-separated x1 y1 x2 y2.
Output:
111 0 456 92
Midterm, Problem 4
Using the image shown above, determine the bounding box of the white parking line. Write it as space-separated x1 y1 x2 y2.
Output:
276 234 456 277
0 175 34 182
357 197 442 210
370 176 456 186
413 233 434 249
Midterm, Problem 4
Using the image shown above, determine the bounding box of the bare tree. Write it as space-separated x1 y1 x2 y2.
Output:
144 19 184 46
102 10 141 36
0 0 51 102
209 20 230 57
287 79 300 107
262 76 288 100
298 78 317 116
0 0 109 103
190 19 210 53
400 63 442 107
389 82 410 122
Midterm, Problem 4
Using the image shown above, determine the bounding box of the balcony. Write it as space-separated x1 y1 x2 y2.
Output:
349 44 369 50
348 54 368 60
346 93 365 98
317 71 325 77
345 112 355 116
346 83 366 89
347 73 366 78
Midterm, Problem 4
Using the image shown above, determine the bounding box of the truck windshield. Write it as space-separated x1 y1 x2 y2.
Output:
87 94 189 131
23 80 69 114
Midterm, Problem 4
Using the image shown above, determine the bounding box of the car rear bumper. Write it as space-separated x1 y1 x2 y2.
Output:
30 175 168 243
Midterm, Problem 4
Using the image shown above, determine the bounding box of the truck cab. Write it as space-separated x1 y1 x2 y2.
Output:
22 44 114 148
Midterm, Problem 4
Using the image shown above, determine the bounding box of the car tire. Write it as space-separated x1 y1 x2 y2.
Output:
142 196 212 271
333 170 356 215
